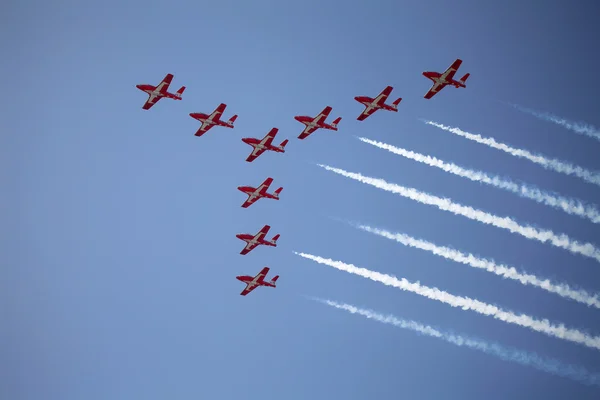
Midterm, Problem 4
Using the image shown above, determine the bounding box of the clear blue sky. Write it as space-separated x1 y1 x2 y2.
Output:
3 1 600 399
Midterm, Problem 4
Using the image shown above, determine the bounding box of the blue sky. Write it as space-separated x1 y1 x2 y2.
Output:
3 0 600 399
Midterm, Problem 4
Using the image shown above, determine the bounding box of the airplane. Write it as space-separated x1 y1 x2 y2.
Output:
237 177 282 208
294 106 342 140
422 59 470 99
236 224 280 255
242 128 289 162
354 86 402 121
236 266 279 296
136 73 185 110
189 103 238 137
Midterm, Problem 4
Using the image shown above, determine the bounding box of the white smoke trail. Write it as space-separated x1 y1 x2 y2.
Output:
294 252 600 351
357 136 600 224
510 103 600 142
317 164 600 264
423 120 600 187
309 297 600 387
352 223 600 309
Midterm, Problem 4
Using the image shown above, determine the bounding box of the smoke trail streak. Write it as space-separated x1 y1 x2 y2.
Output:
423 120 600 187
510 103 600 142
317 164 600 264
357 136 600 224
295 252 600 351
309 297 600 387
353 223 600 309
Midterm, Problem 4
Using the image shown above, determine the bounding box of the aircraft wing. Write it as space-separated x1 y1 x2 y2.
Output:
142 96 162 110
241 196 260 208
357 106 379 121
155 73 174 94
313 106 332 125
255 267 270 284
442 59 462 82
255 225 270 241
263 128 277 147
257 177 273 194
374 86 393 105
424 82 447 99
245 147 267 162
240 285 258 296
194 124 214 137
297 126 318 140
240 243 258 255
211 103 227 122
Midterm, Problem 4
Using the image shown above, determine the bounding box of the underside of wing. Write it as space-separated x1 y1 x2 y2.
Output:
246 147 266 162
316 106 332 122
256 267 269 282
242 196 258 208
211 103 226 122
263 129 277 146
357 106 378 121
240 245 255 255
374 86 393 105
195 125 213 137
443 59 462 81
298 126 317 139
157 74 174 93
142 96 160 110
424 83 444 99
240 285 256 296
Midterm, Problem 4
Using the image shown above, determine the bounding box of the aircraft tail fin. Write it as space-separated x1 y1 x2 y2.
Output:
391 97 402 109
273 187 283 199
176 86 186 98
270 275 279 286
271 234 280 244
279 139 289 150
331 117 342 129
459 73 470 86
227 115 238 126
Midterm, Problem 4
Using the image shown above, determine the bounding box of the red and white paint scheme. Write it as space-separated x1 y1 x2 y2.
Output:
136 73 185 110
189 103 238 137
237 177 283 208
354 86 402 121
236 224 280 255
422 59 470 99
242 128 289 162
236 266 279 296
294 106 342 140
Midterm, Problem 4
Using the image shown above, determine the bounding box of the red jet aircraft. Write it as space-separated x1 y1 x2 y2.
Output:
422 59 470 99
354 86 402 121
236 224 280 255
136 73 185 110
237 177 282 208
189 103 238 137
294 106 342 140
236 266 279 296
242 128 289 162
